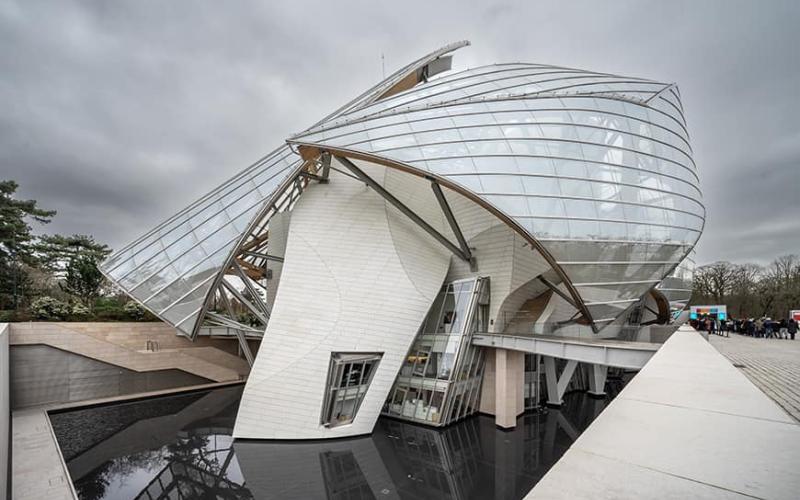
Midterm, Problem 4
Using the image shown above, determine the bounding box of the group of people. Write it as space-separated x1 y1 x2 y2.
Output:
691 315 798 340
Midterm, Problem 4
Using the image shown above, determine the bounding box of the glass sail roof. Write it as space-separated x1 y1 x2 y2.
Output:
100 42 472 337
291 63 703 329
102 40 703 336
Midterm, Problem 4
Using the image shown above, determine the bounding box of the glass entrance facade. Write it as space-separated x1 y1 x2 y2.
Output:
383 277 489 426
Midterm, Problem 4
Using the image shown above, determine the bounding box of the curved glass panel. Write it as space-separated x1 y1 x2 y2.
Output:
293 67 702 329
106 52 702 334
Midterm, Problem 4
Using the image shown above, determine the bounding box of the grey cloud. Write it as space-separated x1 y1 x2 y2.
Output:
1 0 799 265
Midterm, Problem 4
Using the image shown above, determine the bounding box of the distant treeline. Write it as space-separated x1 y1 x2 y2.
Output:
691 255 800 320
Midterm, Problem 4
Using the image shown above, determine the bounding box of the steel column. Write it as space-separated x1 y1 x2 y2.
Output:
231 262 272 320
430 181 473 264
221 279 269 325
336 156 471 262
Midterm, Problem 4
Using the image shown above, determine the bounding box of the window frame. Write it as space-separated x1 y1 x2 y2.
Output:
321 352 383 428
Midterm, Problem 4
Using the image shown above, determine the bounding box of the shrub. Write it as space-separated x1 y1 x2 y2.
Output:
70 303 91 319
30 296 71 320
123 301 146 321
93 296 129 321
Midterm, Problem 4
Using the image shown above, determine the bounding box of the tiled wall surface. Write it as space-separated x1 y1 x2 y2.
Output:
233 166 451 439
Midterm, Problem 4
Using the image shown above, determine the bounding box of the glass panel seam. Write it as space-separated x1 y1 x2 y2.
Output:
105 152 295 273
111 168 291 283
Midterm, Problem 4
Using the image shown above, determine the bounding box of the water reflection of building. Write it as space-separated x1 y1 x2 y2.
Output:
234 438 398 500
234 393 607 500
50 387 250 500
133 433 252 500
53 383 609 500
374 394 604 500
374 418 482 499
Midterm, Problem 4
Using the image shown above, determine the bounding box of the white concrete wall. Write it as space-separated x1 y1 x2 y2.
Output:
1 323 8 500
233 165 450 439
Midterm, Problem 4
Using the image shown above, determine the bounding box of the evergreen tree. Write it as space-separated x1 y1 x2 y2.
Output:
0 180 55 308
60 254 106 311
36 233 111 276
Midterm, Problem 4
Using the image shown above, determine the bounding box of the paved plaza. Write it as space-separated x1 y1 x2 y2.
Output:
529 327 800 499
710 333 800 422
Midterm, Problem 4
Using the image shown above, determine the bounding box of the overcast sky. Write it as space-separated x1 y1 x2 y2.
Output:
2 0 798 266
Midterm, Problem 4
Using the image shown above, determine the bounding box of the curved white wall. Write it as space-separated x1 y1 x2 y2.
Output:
233 168 450 439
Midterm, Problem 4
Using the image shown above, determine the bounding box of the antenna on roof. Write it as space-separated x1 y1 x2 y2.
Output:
381 53 386 79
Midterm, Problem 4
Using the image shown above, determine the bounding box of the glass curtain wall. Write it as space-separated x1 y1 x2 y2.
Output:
384 277 489 427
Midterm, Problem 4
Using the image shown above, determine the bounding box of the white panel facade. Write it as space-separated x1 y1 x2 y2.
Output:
233 168 450 439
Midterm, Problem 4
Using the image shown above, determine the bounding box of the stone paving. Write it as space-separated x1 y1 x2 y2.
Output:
528 327 800 499
710 332 800 422
12 408 75 500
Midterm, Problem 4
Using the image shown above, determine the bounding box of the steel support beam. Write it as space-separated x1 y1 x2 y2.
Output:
214 289 255 367
336 155 471 262
205 311 262 333
231 261 271 320
298 171 327 183
538 276 579 310
221 279 269 325
319 152 331 181
645 82 677 104
544 356 578 406
430 181 474 266
217 284 236 318
241 250 284 263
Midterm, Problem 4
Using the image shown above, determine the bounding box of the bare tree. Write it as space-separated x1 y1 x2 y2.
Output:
692 255 800 319
693 261 737 303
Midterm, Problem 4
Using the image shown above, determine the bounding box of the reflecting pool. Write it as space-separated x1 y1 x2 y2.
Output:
50 381 625 500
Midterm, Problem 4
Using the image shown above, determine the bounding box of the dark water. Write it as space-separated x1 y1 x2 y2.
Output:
50 381 625 500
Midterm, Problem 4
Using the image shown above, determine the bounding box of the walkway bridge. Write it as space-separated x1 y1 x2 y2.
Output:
471 332 662 428
472 334 658 370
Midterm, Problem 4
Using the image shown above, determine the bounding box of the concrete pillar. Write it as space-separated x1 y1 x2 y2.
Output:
494 348 524 429
543 356 578 406
587 364 608 398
